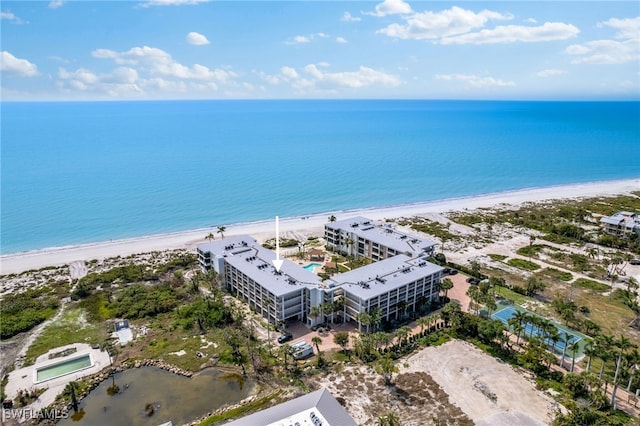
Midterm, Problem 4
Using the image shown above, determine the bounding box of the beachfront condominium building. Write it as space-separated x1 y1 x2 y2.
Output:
600 211 640 238
327 255 443 327
324 216 437 261
198 236 324 327
197 221 443 328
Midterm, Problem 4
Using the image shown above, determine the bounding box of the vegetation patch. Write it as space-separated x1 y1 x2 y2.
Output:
538 268 573 282
1 288 60 339
198 390 284 425
487 253 507 262
574 278 609 292
507 258 541 271
24 308 105 365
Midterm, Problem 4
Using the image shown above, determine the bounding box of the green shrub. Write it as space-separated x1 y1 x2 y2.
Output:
574 278 609 292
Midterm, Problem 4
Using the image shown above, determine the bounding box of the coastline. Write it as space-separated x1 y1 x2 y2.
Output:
1 178 638 276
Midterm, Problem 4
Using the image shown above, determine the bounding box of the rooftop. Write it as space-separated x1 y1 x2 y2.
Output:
198 236 323 297
226 388 357 426
326 216 437 255
328 254 443 300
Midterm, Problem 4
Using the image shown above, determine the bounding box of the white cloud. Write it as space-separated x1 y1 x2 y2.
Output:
281 66 299 80
285 35 311 45
48 0 65 9
598 16 640 40
140 0 208 7
1 11 27 24
566 39 639 64
186 32 210 45
302 64 401 89
441 22 580 45
537 69 567 78
91 45 236 82
0 51 38 76
342 12 361 22
257 64 401 93
365 0 412 17
285 33 331 45
336 37 347 43
566 17 639 65
435 73 515 88
525 18 537 24
378 6 512 40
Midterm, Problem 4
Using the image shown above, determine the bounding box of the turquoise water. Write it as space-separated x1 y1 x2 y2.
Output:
492 306 582 352
2 100 639 254
303 263 322 272
36 354 92 382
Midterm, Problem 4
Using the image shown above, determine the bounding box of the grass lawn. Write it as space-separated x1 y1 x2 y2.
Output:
25 308 106 366
494 286 535 306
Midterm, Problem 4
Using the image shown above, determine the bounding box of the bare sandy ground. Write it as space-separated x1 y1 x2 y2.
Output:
1 178 638 275
400 340 559 426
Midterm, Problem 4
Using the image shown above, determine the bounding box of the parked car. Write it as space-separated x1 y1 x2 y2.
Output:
277 332 293 344
466 277 480 285
449 269 458 275
630 259 640 265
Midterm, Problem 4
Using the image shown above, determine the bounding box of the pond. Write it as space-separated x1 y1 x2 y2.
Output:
58 367 255 426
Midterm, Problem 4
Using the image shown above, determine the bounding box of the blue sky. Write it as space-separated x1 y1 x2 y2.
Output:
1 0 638 100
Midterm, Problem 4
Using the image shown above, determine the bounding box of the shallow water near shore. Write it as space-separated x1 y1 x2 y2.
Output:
57 367 254 426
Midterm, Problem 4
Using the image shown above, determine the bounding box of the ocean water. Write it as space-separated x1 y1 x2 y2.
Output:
1 100 639 254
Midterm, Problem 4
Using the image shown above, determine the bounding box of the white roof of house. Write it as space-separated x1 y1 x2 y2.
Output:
225 388 356 426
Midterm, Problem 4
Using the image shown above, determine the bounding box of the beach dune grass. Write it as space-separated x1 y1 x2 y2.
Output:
507 258 541 271
537 267 573 282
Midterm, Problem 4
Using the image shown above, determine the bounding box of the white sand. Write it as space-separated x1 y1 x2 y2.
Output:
1 178 638 275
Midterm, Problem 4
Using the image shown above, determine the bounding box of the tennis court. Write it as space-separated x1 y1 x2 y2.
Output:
492 306 585 355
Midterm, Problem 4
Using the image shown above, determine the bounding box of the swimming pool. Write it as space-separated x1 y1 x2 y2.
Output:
492 306 582 352
36 354 93 383
303 263 322 272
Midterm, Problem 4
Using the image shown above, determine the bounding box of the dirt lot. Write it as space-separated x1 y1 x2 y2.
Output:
307 339 558 425
401 340 559 426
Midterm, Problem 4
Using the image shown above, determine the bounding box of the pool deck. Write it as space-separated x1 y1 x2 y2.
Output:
5 343 111 412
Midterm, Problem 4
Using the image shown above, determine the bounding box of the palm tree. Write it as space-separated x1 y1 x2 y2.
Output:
395 325 412 346
369 307 383 332
328 215 336 222
279 343 295 371
611 335 634 408
511 310 528 345
311 336 323 357
583 340 596 373
309 305 321 325
333 331 350 357
205 232 215 242
355 311 372 333
375 356 398 385
417 316 429 334
344 236 355 266
439 278 454 303
528 234 535 261
568 340 581 372
560 333 571 368
65 381 79 413
597 334 615 381
217 225 226 239
548 327 561 356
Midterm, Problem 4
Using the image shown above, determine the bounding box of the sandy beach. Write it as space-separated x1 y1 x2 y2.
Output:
1 178 638 275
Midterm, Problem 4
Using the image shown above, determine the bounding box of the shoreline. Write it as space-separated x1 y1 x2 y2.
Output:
1 178 638 275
